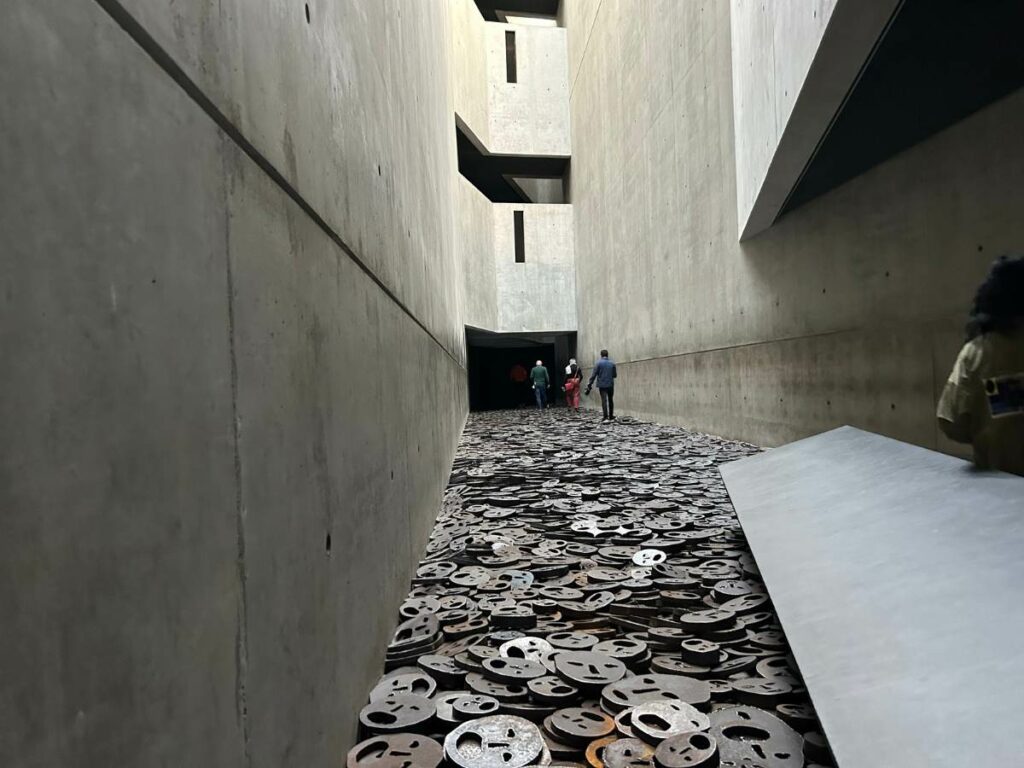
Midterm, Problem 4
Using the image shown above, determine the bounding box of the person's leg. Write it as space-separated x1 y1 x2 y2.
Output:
540 388 548 409
534 386 542 409
599 388 609 419
608 387 615 419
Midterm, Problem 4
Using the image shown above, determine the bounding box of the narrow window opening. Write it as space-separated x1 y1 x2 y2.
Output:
505 31 517 83
514 211 525 263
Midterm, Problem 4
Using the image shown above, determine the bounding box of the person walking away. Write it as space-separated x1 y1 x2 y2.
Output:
563 358 583 412
937 255 1024 475
530 359 551 410
586 349 617 421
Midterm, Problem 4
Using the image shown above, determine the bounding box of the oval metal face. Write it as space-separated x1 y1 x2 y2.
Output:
443 715 546 768
347 734 443 768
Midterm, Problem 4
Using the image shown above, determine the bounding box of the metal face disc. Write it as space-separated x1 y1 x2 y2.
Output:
601 674 711 713
358 694 436 735
500 636 554 662
481 656 548 683
653 732 718 768
443 715 546 768
630 700 710 744
368 671 438 702
554 651 627 692
347 733 443 768
632 549 668 566
603 737 656 768
709 706 803 768
546 706 616 746
527 675 580 705
451 693 500 721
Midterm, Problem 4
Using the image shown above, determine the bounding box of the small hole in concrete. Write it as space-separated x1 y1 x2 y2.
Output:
378 164 382 175
891 403 896 410
325 532 331 554
305 3 310 23
885 271 890 277
978 245 984 252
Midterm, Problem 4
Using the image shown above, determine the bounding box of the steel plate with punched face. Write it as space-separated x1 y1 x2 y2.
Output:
346 733 443 768
721 426 1024 767
444 715 546 768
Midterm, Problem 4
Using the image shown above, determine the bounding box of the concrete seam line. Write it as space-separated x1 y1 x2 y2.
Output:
611 327 859 366
92 0 464 369
568 0 604 103
222 144 252 767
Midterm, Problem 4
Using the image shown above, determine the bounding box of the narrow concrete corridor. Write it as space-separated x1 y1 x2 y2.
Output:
350 411 832 767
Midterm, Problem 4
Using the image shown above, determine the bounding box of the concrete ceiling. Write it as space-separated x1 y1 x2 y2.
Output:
473 0 560 23
457 124 568 203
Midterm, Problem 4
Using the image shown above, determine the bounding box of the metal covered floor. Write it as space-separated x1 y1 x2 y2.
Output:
348 410 835 767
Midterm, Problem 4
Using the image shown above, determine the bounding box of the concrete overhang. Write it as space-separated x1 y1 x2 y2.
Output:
731 0 903 241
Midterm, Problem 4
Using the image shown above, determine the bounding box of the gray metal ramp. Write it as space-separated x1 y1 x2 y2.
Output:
720 426 1024 768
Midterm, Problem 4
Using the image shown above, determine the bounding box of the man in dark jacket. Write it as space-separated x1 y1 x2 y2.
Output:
586 349 618 421
530 360 550 410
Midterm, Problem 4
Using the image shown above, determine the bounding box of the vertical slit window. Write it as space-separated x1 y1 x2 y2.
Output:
505 31 517 83
514 211 525 263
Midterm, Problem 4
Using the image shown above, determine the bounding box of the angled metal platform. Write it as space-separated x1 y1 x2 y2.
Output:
720 426 1024 768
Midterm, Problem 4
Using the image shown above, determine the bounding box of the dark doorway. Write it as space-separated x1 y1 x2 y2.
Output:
466 328 577 411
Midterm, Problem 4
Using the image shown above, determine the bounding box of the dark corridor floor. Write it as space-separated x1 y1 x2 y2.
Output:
349 410 834 768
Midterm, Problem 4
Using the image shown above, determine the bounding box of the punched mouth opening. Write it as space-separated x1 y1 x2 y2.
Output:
355 740 388 760
721 724 771 742
637 713 671 731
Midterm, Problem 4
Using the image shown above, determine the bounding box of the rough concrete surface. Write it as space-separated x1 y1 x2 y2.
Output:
1 0 466 764
566 0 1024 453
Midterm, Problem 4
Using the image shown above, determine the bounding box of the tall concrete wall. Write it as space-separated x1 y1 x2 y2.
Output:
730 0 902 237
457 179 576 335
494 204 577 332
454 0 571 156
0 1 465 765
566 0 1024 453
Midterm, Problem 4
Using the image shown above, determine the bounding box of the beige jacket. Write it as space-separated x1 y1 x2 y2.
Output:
937 329 1024 475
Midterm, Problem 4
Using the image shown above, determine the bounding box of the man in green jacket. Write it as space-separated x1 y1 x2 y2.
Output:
530 360 550 410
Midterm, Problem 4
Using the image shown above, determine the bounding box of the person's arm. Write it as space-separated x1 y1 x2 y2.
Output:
612 363 617 380
587 367 597 391
936 342 977 444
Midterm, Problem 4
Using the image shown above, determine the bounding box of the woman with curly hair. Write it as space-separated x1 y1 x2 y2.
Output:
937 255 1024 475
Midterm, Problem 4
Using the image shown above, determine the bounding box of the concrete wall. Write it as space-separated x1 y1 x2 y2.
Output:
494 204 577 332
731 0 902 237
0 1 465 765
453 0 492 147
454 0 571 156
567 0 1024 453
459 178 500 331
486 23 572 156
457 178 576 335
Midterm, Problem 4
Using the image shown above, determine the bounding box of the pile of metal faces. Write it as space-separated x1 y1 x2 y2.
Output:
348 411 835 768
